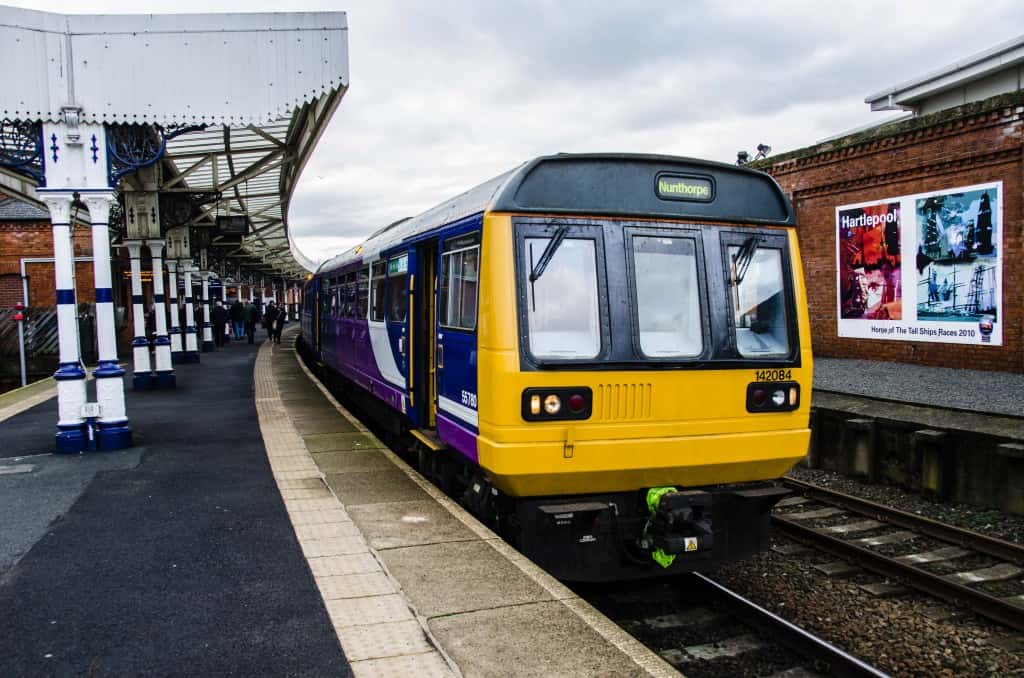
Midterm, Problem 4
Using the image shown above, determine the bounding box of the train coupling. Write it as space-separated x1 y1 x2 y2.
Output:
639 489 715 561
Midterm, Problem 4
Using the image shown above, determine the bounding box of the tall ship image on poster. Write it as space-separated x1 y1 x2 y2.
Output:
835 182 1002 346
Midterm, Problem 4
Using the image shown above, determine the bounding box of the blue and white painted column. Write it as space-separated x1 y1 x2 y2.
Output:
200 271 214 352
248 280 255 304
83 193 132 450
182 264 200 362
125 241 153 389
42 194 89 453
166 260 184 363
146 240 175 388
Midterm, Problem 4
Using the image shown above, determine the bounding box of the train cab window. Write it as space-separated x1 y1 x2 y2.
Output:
357 268 369 319
370 262 386 322
727 241 790 358
523 236 601 359
387 254 409 322
439 234 480 331
630 235 702 358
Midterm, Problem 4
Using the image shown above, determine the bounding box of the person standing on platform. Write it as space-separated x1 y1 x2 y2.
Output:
229 299 245 339
212 301 228 348
245 299 261 344
272 304 286 344
263 302 279 341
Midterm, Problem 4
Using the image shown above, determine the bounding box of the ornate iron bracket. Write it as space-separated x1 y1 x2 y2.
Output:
159 191 222 230
106 122 207 188
0 119 46 187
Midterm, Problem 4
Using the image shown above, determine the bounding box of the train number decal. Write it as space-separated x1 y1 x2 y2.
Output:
461 390 478 409
754 369 792 381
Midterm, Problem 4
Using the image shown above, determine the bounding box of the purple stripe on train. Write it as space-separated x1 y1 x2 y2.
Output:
437 413 478 463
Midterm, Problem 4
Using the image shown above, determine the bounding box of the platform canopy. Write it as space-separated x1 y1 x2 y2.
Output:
0 6 349 277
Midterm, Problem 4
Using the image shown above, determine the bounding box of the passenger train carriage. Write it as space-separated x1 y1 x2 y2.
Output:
300 153 812 581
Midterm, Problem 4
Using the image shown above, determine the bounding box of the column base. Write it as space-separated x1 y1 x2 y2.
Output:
154 371 177 389
183 351 201 363
55 423 88 454
171 351 186 364
202 341 215 352
133 372 154 390
95 420 133 451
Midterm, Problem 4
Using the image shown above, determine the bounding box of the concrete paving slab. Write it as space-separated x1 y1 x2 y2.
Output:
314 449 395 474
347 500 479 550
380 540 553 618
335 619 436 662
428 601 647 678
305 432 386 453
304 431 387 453
292 416 359 435
325 470 430 506
350 651 454 678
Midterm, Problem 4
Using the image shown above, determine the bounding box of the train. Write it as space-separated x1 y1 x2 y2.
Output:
298 153 812 581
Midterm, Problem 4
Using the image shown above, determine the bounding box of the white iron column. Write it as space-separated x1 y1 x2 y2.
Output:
248 281 255 303
200 271 214 351
125 241 153 389
182 265 200 362
146 241 175 387
42 194 88 453
83 194 132 450
166 260 184 362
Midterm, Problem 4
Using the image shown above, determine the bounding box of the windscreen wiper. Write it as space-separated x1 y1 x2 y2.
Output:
732 234 763 285
529 225 568 283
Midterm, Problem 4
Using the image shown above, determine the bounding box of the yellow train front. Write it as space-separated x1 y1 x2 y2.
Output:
472 155 811 581
303 153 811 582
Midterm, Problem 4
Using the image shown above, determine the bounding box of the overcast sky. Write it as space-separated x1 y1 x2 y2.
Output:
8 1 1024 265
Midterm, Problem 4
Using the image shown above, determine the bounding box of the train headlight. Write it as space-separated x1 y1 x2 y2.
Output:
746 381 799 413
544 395 562 415
521 388 592 421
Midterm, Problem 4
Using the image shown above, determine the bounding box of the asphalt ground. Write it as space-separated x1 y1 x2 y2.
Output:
0 330 350 677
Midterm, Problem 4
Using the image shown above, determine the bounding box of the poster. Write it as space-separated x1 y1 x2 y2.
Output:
836 182 1002 346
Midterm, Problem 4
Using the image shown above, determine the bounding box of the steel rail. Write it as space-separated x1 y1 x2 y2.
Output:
690 573 890 678
772 515 1024 632
782 478 1024 566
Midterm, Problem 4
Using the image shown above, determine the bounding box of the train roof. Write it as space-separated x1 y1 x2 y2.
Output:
318 153 794 275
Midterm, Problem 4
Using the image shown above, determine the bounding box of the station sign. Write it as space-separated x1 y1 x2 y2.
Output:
655 173 714 202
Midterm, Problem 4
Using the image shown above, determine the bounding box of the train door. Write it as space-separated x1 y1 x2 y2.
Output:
411 241 439 429
435 232 480 435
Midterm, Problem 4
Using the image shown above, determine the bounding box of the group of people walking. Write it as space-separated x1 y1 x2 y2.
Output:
210 299 287 347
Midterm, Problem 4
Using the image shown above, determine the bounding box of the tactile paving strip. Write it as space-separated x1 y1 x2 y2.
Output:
253 339 457 677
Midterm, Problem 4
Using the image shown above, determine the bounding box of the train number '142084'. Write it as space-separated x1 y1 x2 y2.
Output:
754 369 792 382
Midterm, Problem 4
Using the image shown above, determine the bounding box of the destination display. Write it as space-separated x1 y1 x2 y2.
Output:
836 182 1002 346
656 173 714 202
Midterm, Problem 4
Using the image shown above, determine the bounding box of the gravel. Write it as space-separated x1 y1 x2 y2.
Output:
788 466 1024 545
714 537 1024 676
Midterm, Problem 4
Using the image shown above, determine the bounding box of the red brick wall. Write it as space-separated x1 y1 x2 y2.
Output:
0 218 96 308
762 96 1023 373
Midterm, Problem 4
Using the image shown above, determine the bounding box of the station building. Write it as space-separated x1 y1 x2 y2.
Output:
757 36 1023 373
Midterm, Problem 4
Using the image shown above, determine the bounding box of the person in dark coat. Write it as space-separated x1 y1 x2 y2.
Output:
264 301 279 335
272 304 286 344
245 300 261 344
229 299 245 339
211 301 228 348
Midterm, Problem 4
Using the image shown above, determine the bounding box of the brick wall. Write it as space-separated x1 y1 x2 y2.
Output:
760 93 1023 373
0 216 96 308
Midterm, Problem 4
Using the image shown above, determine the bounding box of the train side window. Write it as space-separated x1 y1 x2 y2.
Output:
357 267 369 319
387 254 409 322
523 237 601 359
370 261 386 321
727 243 789 357
343 273 355 318
329 278 338 316
631 235 703 357
440 233 480 331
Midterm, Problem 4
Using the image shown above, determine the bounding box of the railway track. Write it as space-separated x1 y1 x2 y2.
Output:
580 573 887 677
773 477 1024 631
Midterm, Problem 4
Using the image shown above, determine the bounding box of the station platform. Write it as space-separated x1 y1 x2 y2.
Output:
0 327 674 677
